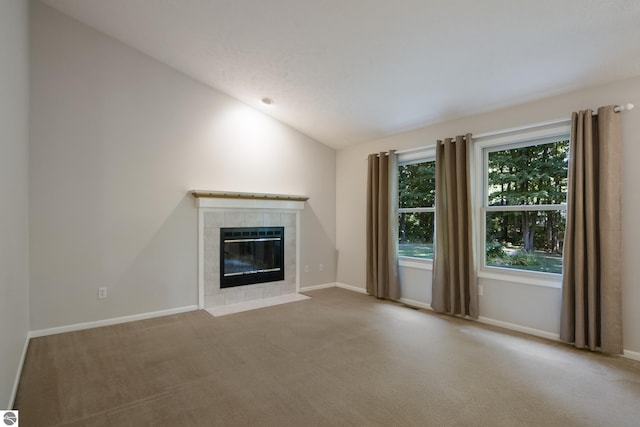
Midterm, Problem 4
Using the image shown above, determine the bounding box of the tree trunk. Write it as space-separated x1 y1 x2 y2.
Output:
545 212 554 253
502 213 509 242
522 211 536 252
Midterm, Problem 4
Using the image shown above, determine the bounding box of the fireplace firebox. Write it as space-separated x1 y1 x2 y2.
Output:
220 227 285 288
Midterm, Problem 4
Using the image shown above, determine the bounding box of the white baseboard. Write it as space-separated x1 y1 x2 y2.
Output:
397 298 432 311
29 305 198 338
299 283 337 292
8 334 30 409
475 316 640 362
477 316 560 341
397 299 561 343
622 349 640 361
335 282 367 294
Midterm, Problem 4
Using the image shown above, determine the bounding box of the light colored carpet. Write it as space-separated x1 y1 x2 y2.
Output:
205 293 310 317
14 287 640 426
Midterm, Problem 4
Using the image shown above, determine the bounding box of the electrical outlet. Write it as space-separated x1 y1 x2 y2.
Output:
304 265 309 273
319 264 324 272
98 287 107 299
478 285 483 296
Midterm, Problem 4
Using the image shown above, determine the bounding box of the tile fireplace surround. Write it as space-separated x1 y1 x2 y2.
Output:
191 191 308 309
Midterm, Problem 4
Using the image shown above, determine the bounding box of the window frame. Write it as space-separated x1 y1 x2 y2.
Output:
397 147 436 269
473 122 571 288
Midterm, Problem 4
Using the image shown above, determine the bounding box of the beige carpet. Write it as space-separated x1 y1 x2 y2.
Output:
14 287 640 426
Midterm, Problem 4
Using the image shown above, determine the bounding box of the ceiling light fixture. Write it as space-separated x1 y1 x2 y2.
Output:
261 97 274 106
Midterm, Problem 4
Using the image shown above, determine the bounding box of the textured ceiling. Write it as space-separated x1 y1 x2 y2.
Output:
42 0 640 149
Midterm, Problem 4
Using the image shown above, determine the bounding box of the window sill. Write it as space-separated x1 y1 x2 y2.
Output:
478 267 562 289
399 257 433 271
398 259 562 287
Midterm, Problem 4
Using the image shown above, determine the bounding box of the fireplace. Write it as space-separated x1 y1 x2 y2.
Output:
192 190 307 309
220 227 285 288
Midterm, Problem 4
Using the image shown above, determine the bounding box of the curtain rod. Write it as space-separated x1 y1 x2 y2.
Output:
365 103 634 159
593 103 634 115
366 118 570 159
613 103 634 113
437 103 633 142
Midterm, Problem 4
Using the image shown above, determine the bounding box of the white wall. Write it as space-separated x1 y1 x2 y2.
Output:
29 3 336 331
0 0 30 409
337 75 640 353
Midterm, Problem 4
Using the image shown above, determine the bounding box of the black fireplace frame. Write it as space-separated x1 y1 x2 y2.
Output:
220 226 285 288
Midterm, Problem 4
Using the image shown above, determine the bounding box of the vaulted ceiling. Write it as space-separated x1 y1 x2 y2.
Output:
42 0 640 149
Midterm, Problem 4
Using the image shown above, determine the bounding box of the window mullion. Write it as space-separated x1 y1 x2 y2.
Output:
484 204 567 212
399 207 435 213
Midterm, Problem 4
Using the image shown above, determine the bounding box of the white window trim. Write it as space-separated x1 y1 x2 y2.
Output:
399 257 433 271
473 120 571 289
398 207 435 213
398 147 436 262
398 146 436 166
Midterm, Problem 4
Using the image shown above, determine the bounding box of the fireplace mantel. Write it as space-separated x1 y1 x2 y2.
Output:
191 190 308 210
191 190 308 201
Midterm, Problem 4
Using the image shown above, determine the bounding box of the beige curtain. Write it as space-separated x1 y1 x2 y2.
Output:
432 135 478 318
366 151 400 299
560 106 623 354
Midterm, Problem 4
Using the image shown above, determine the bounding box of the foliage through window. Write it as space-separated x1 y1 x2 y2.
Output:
398 160 435 259
484 138 569 274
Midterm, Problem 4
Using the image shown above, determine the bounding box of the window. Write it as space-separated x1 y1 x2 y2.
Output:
480 134 569 276
398 158 435 259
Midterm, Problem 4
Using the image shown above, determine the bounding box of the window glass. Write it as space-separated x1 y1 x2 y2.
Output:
487 141 569 206
398 160 435 260
399 161 435 208
398 212 434 258
483 138 569 275
485 210 565 274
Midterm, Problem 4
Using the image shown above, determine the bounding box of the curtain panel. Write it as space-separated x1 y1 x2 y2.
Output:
366 151 400 300
560 106 623 354
432 135 478 318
